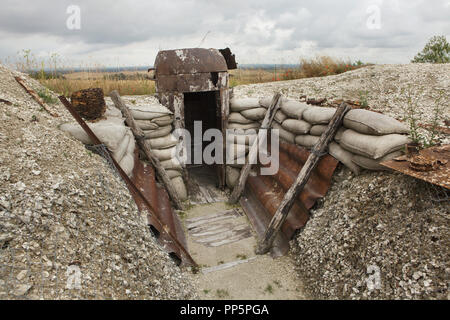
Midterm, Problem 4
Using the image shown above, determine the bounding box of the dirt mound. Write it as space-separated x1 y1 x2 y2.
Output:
0 64 196 299
291 167 448 299
234 64 449 299
234 63 450 130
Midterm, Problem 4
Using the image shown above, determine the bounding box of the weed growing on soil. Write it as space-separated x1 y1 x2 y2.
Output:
216 289 229 298
236 254 247 260
37 88 57 104
358 90 369 108
264 284 274 294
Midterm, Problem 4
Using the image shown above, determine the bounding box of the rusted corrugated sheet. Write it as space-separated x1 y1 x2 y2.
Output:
131 152 188 266
240 141 338 257
381 144 450 189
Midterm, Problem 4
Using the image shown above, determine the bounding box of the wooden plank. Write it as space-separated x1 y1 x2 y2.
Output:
256 103 351 254
109 90 184 210
229 92 282 204
15 76 59 117
201 257 257 274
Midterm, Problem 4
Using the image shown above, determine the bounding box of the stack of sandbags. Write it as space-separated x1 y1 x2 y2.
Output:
129 104 187 201
338 109 411 172
226 98 262 188
60 104 136 176
226 96 412 180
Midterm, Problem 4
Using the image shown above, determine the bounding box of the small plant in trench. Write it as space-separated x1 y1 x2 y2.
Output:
202 289 210 295
236 254 247 260
216 289 229 298
264 284 274 294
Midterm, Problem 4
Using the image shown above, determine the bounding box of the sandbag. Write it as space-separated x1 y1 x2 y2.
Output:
112 131 131 162
230 98 260 112
274 110 287 124
135 119 160 130
228 122 260 130
171 176 187 201
302 106 336 124
166 169 182 179
148 134 179 149
295 135 320 148
281 119 311 135
240 108 267 121
60 121 126 149
152 146 177 161
310 125 328 136
226 132 258 145
151 115 174 127
226 166 241 188
259 97 273 108
143 125 173 139
229 112 254 124
129 104 172 120
352 150 404 171
273 122 295 144
344 109 409 135
340 129 412 159
226 144 249 161
227 154 247 167
280 100 309 119
334 127 347 143
104 105 123 118
160 158 183 171
328 142 360 175
119 153 134 177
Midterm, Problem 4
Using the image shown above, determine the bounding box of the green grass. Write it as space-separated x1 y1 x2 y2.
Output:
216 289 230 298
37 88 57 104
264 284 274 294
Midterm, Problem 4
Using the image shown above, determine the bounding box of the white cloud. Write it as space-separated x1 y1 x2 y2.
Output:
0 0 449 66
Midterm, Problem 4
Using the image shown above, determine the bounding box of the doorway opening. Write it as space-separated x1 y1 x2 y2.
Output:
183 91 226 203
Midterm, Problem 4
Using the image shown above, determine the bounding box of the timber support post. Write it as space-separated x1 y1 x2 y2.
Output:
256 102 351 255
229 92 282 204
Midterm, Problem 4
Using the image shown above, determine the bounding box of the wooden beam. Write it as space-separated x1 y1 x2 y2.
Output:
229 92 282 204
256 102 351 254
109 90 185 210
15 76 59 117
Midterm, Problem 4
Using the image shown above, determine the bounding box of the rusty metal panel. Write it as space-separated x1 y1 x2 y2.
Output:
240 141 338 256
381 144 450 189
131 152 189 265
154 48 227 76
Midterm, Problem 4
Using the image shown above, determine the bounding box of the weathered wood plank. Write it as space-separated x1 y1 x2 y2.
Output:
255 103 351 254
229 92 282 204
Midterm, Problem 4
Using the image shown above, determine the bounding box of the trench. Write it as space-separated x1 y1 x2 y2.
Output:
174 91 308 299
182 165 308 300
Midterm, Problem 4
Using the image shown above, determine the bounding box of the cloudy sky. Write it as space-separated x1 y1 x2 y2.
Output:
0 0 449 68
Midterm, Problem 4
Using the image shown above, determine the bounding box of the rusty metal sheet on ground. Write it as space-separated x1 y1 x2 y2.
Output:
130 151 189 265
380 145 450 190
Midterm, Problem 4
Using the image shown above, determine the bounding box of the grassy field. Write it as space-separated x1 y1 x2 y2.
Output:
8 51 368 96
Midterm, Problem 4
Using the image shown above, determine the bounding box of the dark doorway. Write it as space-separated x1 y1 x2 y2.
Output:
183 91 224 194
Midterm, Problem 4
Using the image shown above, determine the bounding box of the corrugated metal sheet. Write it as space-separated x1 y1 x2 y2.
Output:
240 141 338 257
130 151 188 266
381 144 450 190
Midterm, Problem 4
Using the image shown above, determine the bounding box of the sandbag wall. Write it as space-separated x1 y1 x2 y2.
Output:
60 105 136 176
226 97 412 188
128 103 188 201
